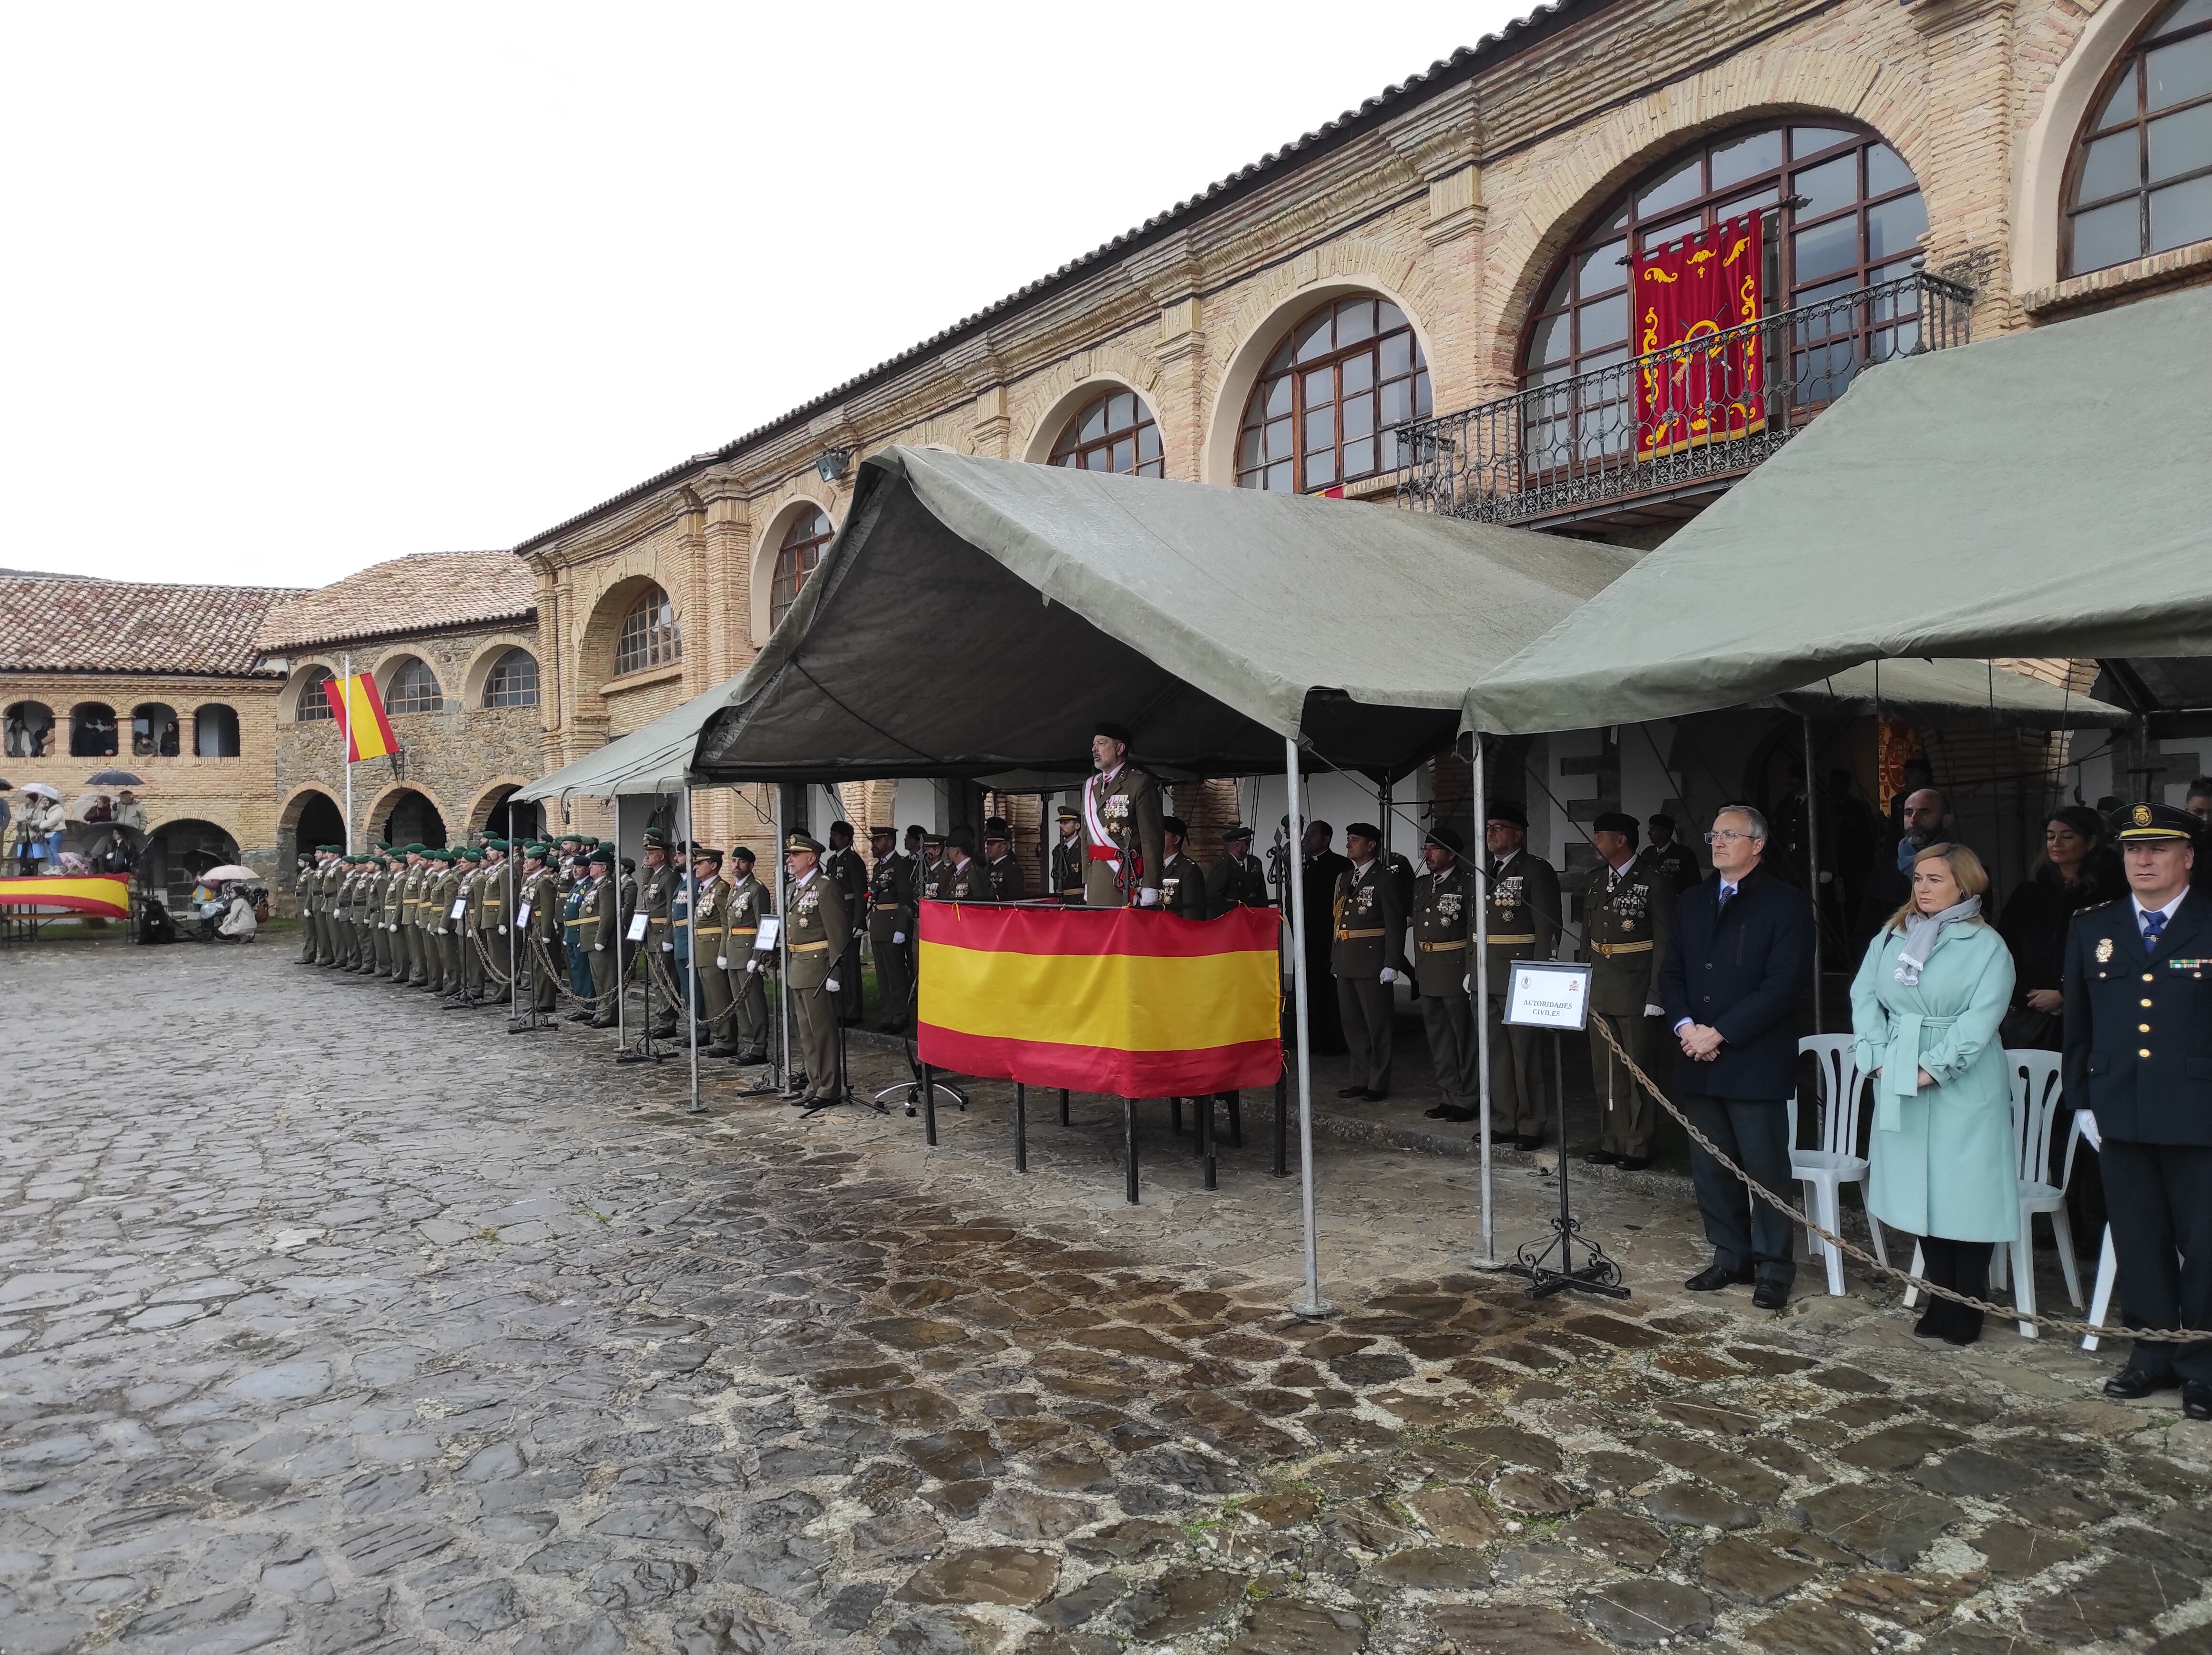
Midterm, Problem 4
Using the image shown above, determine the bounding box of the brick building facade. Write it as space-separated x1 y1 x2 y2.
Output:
255 553 544 893
515 0 2208 868
0 573 295 905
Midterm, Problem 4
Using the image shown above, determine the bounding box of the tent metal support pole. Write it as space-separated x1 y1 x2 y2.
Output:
1804 715 1824 1036
1474 730 1497 1267
776 787 792 1092
1285 735 1331 1318
684 787 701 1113
506 800 517 1029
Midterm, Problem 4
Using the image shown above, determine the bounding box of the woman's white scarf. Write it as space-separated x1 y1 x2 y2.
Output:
1893 895 1980 985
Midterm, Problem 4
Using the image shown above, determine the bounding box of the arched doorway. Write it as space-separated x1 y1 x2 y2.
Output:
473 784 541 843
142 819 242 908
376 789 447 849
282 790 346 874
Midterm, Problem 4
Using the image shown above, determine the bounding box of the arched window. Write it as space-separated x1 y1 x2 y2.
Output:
295 666 335 722
1238 296 1431 492
1049 389 1163 477
1522 123 1926 398
386 657 443 715
2066 0 2212 276
5 701 53 757
482 648 540 708
614 585 681 674
71 703 119 758
770 513 831 632
194 704 240 758
132 703 180 758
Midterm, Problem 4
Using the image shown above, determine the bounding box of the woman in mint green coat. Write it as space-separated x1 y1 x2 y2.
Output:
1850 841 2018 1344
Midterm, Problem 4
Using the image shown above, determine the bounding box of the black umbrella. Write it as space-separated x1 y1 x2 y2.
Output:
85 769 143 787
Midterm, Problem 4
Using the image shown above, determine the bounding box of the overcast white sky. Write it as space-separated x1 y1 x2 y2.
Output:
0 2 1533 588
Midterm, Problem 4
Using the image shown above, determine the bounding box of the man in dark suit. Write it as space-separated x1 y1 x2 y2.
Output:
1659 803 1814 1309
1301 821 1352 1055
2066 802 2212 1415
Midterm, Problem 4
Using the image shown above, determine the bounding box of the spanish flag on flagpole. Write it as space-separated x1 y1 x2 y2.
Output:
917 904 1281 1097
324 672 398 763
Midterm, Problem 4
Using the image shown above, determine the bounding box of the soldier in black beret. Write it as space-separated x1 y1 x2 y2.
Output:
2068 801 2212 1413
1157 815 1208 919
1483 799 1561 1149
1412 826 1481 1122
1206 822 1270 912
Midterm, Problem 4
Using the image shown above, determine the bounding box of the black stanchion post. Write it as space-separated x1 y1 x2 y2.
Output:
1014 1083 1027 1173
922 1063 938 1147
1272 1068 1289 1178
1202 1092 1217 1191
1058 1088 1070 1126
1123 1098 1139 1205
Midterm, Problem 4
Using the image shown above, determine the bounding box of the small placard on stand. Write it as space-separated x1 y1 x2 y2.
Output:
1504 960 1591 1032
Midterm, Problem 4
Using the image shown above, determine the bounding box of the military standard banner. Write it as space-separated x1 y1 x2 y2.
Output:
917 904 1281 1097
1632 211 1765 459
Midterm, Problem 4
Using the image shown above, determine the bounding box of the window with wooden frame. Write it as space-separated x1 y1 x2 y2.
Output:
1236 295 1432 493
1049 389 1164 477
770 511 832 633
614 585 681 675
385 656 443 715
1520 122 1926 419
2066 0 2212 276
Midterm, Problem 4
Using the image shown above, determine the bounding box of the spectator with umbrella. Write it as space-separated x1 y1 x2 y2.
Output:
15 783 63 870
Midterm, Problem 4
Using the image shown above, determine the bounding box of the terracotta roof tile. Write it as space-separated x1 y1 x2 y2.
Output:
0 575 302 677
255 551 538 653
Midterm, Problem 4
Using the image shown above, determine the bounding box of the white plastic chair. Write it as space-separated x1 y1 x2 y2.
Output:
2082 1224 2118 1351
1905 1051 2082 1338
1791 1035 1888 1296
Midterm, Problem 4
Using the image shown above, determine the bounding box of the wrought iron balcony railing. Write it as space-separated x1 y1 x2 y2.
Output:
1394 269 1975 525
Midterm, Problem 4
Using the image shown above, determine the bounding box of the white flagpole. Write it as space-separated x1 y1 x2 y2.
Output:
1284 734 1330 1319
341 654 355 854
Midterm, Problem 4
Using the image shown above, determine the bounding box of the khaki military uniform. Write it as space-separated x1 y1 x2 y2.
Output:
333 867 356 967
312 859 337 965
583 873 621 1025
521 866 561 1012
1332 858 1408 1096
868 853 919 1032
408 863 436 986
1649 836 1701 895
385 864 411 981
1158 851 1208 920
688 872 737 1052
295 863 317 961
1081 764 1164 907
1412 860 1481 1113
1584 850 1678 1160
784 867 847 1103
1485 848 1562 1139
726 868 773 1059
475 858 512 1003
432 863 465 994
936 855 992 903
638 860 678 1035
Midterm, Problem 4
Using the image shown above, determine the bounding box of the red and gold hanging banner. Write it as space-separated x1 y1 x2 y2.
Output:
1632 213 1765 460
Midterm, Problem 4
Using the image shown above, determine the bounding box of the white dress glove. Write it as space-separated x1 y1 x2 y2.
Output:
825 977 841 993
716 955 728 969
594 943 604 952
1137 888 1160 908
498 925 507 935
436 927 448 936
1463 974 1471 993
747 959 761 974
893 931 905 945
2077 1111 2102 1152
1644 1002 1665 1017
661 941 674 953
1378 967 1397 984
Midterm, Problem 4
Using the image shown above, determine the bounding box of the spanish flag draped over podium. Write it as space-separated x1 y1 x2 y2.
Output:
917 904 1282 1097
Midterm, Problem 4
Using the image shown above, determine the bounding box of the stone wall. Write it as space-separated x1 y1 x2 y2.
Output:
270 621 546 888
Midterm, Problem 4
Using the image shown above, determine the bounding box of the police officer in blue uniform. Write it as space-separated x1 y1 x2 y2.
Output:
2065 801 2212 1415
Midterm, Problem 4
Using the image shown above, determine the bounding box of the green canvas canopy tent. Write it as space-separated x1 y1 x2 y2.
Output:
693 446 1639 782
1463 284 2212 737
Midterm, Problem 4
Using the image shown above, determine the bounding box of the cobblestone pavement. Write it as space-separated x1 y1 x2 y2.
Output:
4 942 2211 1655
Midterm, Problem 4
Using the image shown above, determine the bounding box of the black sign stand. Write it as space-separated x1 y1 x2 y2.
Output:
1498 963 1629 1302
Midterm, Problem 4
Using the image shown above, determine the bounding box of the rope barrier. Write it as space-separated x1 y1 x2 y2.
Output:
1591 1014 2192 1343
